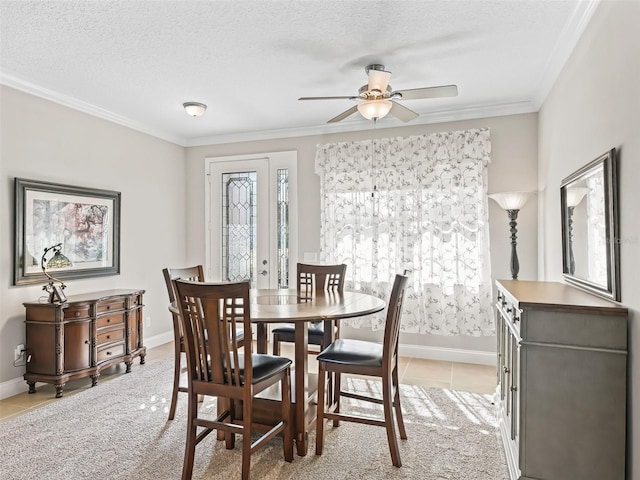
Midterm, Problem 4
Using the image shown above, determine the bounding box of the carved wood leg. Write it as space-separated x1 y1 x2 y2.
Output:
140 354 146 365
27 381 36 394
125 361 132 373
55 384 65 398
91 374 99 386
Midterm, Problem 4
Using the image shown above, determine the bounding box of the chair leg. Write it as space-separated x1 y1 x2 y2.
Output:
392 365 407 440
168 350 182 421
382 376 402 467
181 390 198 480
332 371 341 427
225 399 236 450
217 397 228 441
315 362 326 456
272 335 280 356
241 396 253 480
281 371 294 462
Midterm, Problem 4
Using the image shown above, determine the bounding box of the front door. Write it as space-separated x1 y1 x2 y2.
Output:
205 151 297 289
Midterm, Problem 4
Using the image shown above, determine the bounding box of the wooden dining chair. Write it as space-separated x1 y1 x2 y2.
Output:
174 279 293 480
315 273 409 467
271 263 347 356
162 265 246 421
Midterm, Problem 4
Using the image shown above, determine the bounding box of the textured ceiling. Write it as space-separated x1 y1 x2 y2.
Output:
0 0 598 146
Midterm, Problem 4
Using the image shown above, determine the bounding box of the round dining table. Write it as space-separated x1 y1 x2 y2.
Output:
250 289 386 456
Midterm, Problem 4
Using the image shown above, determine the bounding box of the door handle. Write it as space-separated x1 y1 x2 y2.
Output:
260 270 268 276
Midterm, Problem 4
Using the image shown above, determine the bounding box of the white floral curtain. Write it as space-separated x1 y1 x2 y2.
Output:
315 128 494 336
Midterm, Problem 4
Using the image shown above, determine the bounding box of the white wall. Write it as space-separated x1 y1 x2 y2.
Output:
185 113 539 360
0 90 539 388
0 86 186 390
538 1 640 477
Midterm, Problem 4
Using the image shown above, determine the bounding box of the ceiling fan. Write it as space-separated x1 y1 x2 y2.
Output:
299 64 458 123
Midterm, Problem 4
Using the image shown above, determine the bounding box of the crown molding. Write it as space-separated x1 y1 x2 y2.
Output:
184 100 538 146
0 72 185 146
532 0 601 109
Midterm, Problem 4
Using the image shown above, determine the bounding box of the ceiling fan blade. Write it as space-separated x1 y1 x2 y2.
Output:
389 101 419 122
298 96 357 101
395 85 458 100
368 69 391 93
327 105 358 123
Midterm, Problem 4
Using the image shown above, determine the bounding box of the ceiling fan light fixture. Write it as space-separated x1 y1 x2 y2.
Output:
357 99 392 120
183 102 207 117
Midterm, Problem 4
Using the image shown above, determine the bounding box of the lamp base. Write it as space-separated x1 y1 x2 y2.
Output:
43 282 67 303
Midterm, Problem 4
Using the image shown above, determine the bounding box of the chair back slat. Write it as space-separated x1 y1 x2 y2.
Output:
162 266 205 339
175 280 252 387
382 274 409 366
297 263 346 298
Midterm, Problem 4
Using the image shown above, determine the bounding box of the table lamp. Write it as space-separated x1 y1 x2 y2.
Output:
488 191 533 280
41 243 72 303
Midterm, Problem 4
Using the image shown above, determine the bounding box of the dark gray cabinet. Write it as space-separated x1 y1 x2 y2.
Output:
495 280 627 480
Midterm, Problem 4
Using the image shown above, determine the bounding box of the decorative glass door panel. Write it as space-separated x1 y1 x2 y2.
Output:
206 153 297 291
222 172 257 285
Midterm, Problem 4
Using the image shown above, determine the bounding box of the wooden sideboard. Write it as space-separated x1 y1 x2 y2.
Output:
495 280 628 480
23 289 146 397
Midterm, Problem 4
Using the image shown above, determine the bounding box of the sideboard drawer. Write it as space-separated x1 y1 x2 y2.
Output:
63 304 91 320
97 343 125 363
96 313 125 329
97 328 125 346
96 298 126 314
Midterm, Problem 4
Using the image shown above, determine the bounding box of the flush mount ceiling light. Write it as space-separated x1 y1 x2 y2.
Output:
183 102 207 117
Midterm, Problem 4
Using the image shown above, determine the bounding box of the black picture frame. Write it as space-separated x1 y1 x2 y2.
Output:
14 178 121 286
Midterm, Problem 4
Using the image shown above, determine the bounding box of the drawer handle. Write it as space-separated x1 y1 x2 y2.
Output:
503 366 510 374
84 340 89 344
506 307 512 313
106 335 111 339
510 386 518 392
106 318 111 323
106 305 111 310
106 351 112 356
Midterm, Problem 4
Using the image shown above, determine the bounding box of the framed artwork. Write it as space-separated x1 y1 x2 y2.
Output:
14 178 121 285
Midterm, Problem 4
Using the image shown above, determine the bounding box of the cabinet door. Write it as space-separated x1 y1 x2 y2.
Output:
496 308 505 389
64 320 92 371
510 333 520 442
127 307 142 352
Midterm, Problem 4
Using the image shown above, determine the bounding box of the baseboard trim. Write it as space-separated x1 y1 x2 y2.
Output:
398 344 496 366
2 335 495 399
0 331 175 400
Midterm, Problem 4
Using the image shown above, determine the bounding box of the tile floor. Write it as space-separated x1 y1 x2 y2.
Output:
0 341 496 423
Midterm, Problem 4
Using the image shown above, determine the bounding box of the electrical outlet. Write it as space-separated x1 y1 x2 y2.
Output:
14 344 25 361
145 316 151 328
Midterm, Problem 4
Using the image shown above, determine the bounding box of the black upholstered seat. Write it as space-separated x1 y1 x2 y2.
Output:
316 339 383 367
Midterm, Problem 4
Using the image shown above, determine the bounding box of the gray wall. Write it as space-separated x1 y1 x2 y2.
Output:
185 113 539 354
538 1 640 477
0 86 186 386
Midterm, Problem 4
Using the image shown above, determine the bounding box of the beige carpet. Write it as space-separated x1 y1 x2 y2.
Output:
0 359 508 479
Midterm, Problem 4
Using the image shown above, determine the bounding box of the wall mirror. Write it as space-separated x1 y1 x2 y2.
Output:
560 148 620 301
